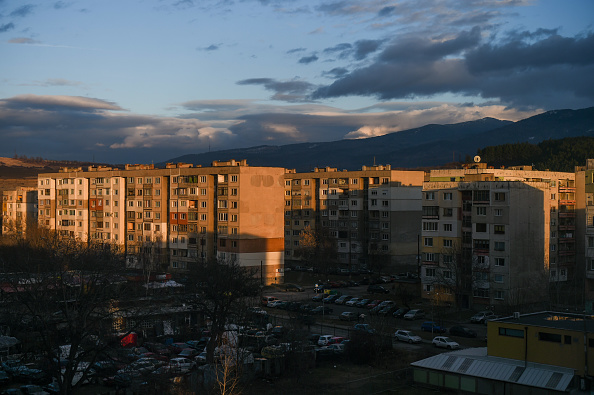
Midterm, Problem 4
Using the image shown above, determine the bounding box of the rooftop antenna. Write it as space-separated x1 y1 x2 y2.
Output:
373 156 376 166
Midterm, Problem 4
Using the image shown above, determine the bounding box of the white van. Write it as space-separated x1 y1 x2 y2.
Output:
261 296 279 306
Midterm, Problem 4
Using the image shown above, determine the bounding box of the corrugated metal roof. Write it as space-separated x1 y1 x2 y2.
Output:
411 348 575 392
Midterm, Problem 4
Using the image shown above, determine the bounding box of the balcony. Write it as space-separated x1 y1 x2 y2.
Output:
559 200 576 205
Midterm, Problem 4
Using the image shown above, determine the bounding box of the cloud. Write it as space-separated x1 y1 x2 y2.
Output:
24 78 84 87
298 54 318 64
0 23 15 33
313 27 594 110
353 39 384 60
8 37 40 44
286 47 306 54
53 1 71 10
198 44 220 51
236 78 315 102
10 4 35 17
0 94 542 164
322 67 349 78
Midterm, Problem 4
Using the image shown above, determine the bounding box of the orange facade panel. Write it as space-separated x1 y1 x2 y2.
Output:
237 238 284 253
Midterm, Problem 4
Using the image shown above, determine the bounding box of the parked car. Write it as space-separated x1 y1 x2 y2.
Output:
355 298 370 308
261 296 279 306
379 306 397 316
421 321 447 333
283 283 304 292
393 307 410 318
339 311 357 321
345 297 361 307
195 352 207 365
178 348 199 358
267 300 286 308
449 326 477 338
367 284 389 294
432 336 460 350
470 311 495 324
312 294 324 302
322 294 339 303
167 357 196 374
311 305 333 315
403 309 426 320
328 336 346 345
394 329 422 344
329 343 345 354
334 295 353 305
353 323 376 334
318 335 333 346
366 300 381 309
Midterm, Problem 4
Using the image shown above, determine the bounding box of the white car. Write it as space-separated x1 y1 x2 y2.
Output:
167 357 196 373
470 311 495 324
394 329 422 344
329 343 345 354
432 336 460 350
267 300 285 308
345 297 361 307
318 334 333 346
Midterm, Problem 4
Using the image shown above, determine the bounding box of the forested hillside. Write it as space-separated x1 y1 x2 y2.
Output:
477 137 594 172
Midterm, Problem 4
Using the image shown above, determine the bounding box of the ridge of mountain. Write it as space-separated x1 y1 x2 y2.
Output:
165 107 594 171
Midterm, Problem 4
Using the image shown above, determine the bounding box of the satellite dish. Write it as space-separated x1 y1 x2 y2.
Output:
474 155 481 163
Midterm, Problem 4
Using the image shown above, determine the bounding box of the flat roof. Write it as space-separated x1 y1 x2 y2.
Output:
493 311 594 332
411 347 575 392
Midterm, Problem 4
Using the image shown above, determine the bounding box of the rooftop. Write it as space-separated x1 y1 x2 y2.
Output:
493 311 594 332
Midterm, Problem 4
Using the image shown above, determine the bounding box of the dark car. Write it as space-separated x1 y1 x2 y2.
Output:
283 283 304 292
367 284 389 294
421 321 447 333
449 326 477 338
392 307 410 318
311 306 333 315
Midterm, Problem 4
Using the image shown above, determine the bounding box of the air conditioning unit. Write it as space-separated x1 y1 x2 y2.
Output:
513 312 520 319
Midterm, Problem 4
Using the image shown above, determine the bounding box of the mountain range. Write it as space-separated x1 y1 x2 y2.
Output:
161 106 591 171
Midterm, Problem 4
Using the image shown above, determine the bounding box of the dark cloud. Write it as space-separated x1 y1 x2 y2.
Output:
237 78 315 102
380 27 481 63
298 54 318 64
353 39 384 60
315 1 361 16
205 44 219 51
312 27 594 110
378 6 395 17
322 67 349 78
0 23 15 33
10 4 35 17
286 47 306 54
53 1 71 9
323 43 352 55
466 31 594 74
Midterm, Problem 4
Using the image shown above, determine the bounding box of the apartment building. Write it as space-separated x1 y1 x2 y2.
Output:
283 165 424 272
1 187 38 235
576 159 594 312
421 164 576 310
36 160 285 284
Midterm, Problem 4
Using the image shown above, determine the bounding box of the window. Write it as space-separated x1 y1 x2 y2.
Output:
424 237 433 247
425 192 435 200
425 268 436 277
495 258 505 267
443 255 453 264
476 207 486 216
443 223 452 232
443 208 453 217
473 190 489 201
494 241 505 251
494 225 505 234
425 253 436 262
423 206 439 217
475 223 487 232
494 290 504 300
231 175 238 182
423 222 438 231
443 270 452 279
443 239 453 248
303 179 309 186
494 274 503 283
443 192 452 200
499 327 524 338
494 192 506 201
474 239 489 250
551 244 556 251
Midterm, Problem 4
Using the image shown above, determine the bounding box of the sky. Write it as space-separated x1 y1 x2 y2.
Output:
0 0 593 165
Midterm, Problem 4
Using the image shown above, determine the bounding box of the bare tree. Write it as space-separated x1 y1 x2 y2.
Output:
296 225 337 274
183 257 260 365
0 226 141 394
